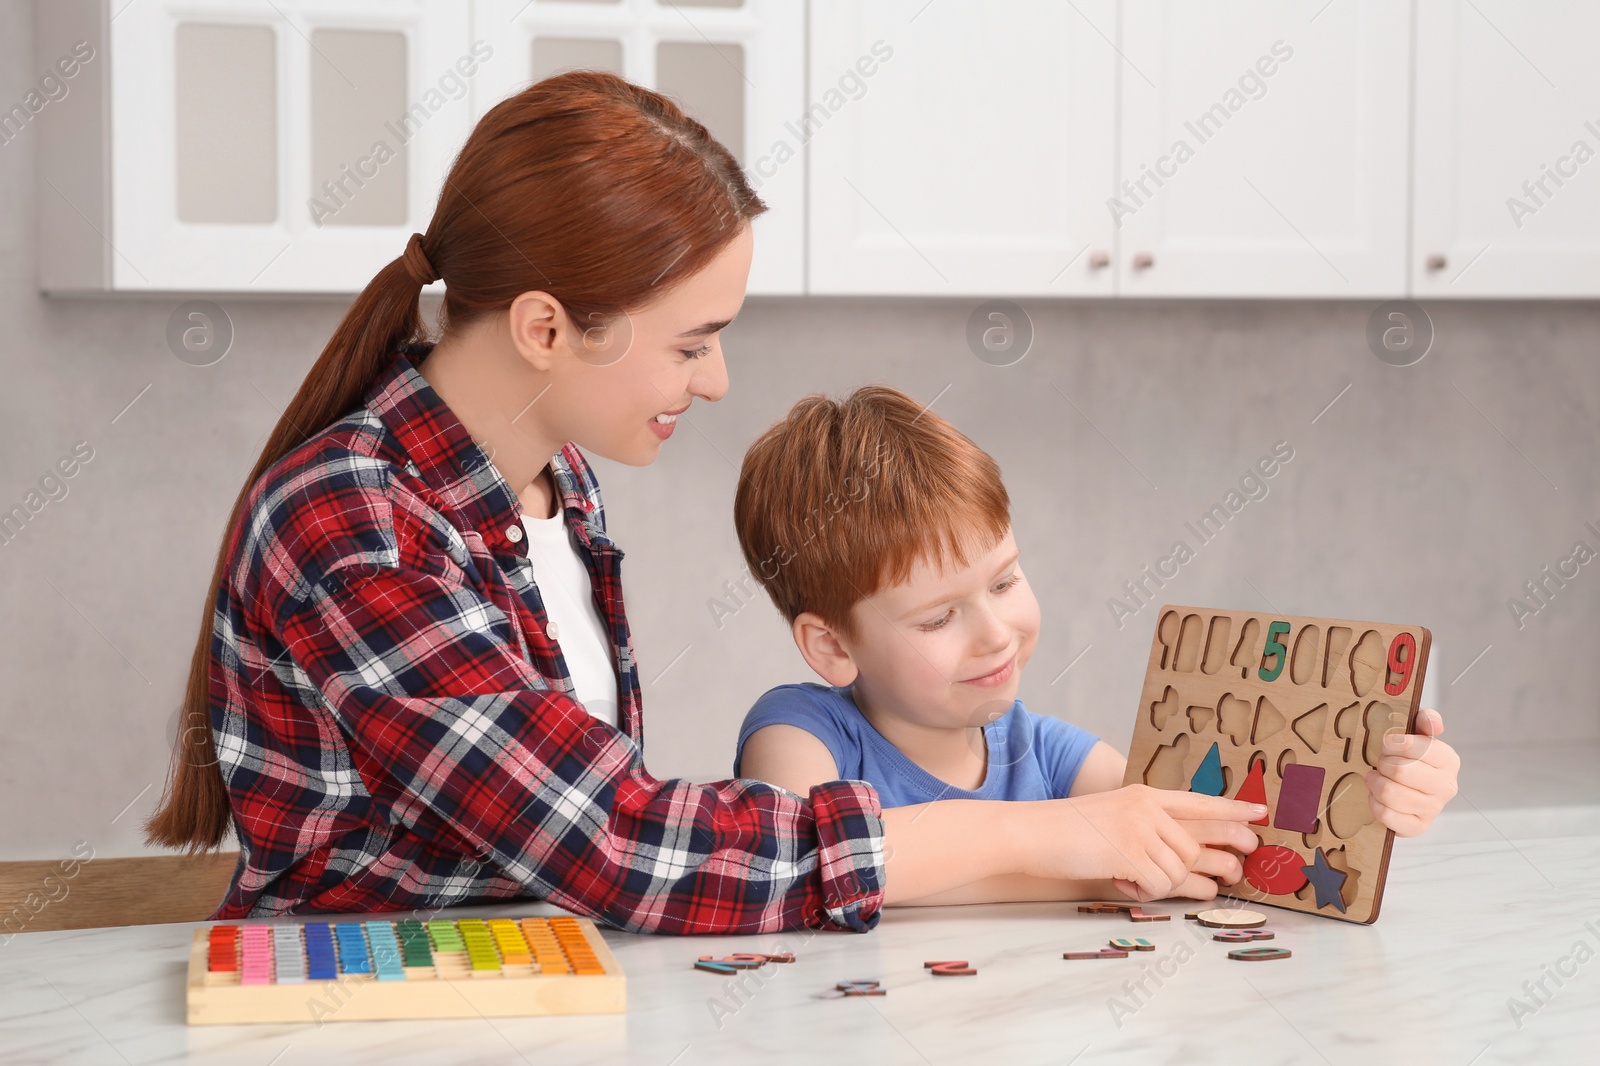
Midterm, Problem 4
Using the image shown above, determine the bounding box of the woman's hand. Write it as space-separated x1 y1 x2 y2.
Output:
1366 706 1460 837
1023 784 1265 902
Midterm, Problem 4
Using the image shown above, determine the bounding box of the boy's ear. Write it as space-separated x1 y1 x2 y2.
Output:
792 612 859 688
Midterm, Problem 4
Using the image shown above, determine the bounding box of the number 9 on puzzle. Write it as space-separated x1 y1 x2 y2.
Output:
1121 606 1431 924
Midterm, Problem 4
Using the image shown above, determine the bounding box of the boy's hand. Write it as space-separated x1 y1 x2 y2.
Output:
1366 706 1460 837
1035 785 1264 902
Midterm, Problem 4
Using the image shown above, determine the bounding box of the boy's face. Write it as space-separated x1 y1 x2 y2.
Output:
840 527 1041 730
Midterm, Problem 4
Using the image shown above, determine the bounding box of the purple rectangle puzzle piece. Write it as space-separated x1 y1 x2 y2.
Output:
1273 763 1326 833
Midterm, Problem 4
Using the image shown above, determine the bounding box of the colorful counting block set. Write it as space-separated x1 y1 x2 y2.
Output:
187 915 624 1024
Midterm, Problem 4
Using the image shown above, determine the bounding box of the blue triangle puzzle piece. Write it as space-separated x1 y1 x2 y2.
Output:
1188 741 1226 796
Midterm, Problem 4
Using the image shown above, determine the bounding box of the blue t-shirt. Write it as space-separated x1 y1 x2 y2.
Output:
733 682 1100 806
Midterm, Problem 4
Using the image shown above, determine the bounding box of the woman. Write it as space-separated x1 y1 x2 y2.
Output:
147 72 1255 934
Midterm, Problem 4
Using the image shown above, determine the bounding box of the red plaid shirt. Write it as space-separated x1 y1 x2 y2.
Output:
209 343 885 933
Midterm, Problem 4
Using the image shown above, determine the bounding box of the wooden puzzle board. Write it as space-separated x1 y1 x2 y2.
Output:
187 915 625 1024
1121 606 1431 925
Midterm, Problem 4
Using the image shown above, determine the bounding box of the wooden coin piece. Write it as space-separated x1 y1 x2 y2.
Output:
1195 908 1268 929
1063 949 1130 960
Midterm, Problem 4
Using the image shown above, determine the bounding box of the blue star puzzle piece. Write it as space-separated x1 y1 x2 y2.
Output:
1300 847 1348 912
1188 741 1226 796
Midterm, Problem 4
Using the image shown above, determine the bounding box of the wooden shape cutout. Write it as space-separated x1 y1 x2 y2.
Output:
1325 772 1376 840
1230 618 1262 679
1243 844 1309 895
1322 626 1353 688
1064 949 1128 960
1275 748 1297 778
1232 757 1270 825
1127 908 1171 923
1290 624 1320 684
1251 696 1286 744
1174 613 1203 671
1274 763 1325 833
1188 741 1226 796
1110 938 1155 951
1125 605 1429 925
1142 732 1191 789
1212 929 1275 943
1332 701 1363 762
1362 701 1405 768
1201 615 1232 674
1156 610 1180 669
1217 693 1253 745
1292 703 1330 753
1349 630 1384 697
1149 686 1182 732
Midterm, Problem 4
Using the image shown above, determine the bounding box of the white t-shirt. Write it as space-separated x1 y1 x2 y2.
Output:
520 506 619 729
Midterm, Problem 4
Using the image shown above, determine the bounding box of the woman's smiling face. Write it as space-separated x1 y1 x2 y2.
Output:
533 222 753 466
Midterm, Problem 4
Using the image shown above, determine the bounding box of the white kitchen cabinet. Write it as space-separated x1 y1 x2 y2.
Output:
37 0 474 294
471 0 805 295
1115 0 1411 297
806 0 1118 296
1412 0 1600 297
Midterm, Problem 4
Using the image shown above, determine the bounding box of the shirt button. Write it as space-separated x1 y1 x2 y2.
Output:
546 621 561 640
506 524 523 543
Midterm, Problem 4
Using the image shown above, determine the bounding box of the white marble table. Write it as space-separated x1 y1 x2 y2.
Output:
3 830 1596 1065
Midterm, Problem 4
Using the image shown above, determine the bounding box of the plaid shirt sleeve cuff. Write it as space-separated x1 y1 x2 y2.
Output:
807 780 886 932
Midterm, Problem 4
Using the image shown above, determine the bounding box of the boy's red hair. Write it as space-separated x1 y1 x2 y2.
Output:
734 385 1011 641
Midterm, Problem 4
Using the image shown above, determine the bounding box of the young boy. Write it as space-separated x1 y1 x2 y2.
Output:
732 385 1460 904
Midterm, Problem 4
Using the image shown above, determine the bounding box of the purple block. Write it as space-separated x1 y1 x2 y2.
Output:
1273 763 1326 833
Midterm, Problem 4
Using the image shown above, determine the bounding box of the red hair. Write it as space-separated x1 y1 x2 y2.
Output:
147 71 766 851
734 386 1011 642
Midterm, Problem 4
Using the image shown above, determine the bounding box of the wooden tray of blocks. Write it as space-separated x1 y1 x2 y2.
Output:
188 915 625 1024
1121 606 1430 925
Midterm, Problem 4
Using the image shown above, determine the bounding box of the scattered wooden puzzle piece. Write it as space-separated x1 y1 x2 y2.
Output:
1228 947 1293 962
1195 908 1268 929
836 979 885 996
1127 908 1171 923
1184 912 1199 921
1109 938 1155 951
924 960 977 976
1064 949 1130 960
1212 929 1276 943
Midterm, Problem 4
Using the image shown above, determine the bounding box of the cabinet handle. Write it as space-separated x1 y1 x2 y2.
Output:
1133 252 1155 270
1425 254 1447 272
1089 250 1110 269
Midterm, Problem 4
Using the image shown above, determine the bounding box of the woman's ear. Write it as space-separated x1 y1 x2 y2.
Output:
507 290 568 373
792 612 859 688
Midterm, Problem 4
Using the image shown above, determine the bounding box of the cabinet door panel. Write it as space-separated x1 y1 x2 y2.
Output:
472 0 804 294
1117 1 1410 297
1413 0 1600 296
103 0 472 292
808 0 1117 296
